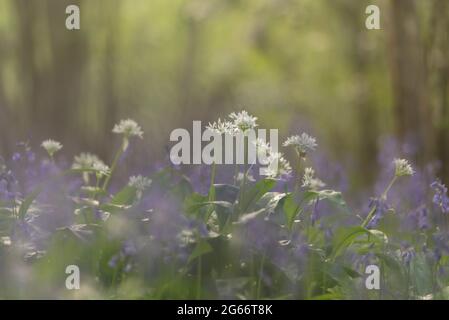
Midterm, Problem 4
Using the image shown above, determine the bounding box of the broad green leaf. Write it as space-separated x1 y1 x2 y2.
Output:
18 168 101 220
235 208 266 225
184 192 208 216
109 186 138 206
188 240 213 264
256 192 288 213
332 226 371 260
240 178 276 213
282 193 300 231
18 186 43 220
214 184 239 203
171 175 194 200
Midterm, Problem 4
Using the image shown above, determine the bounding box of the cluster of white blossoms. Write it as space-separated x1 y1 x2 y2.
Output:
206 111 291 179
128 175 152 193
253 138 271 157
112 119 144 139
302 167 325 190
41 139 63 158
251 137 292 179
265 152 292 179
206 110 258 136
206 118 237 135
72 152 110 176
283 133 317 157
229 110 258 134
393 158 415 177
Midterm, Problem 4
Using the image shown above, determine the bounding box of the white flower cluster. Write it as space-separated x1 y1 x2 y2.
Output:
72 153 110 176
393 158 414 177
283 133 317 157
206 118 237 135
264 152 292 180
206 110 258 136
229 110 258 134
113 119 143 139
302 167 325 190
128 175 152 194
41 139 63 157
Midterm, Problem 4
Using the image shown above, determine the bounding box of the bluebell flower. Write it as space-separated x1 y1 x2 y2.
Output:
432 233 449 262
400 243 415 266
0 170 19 200
431 180 449 214
417 207 430 230
366 197 390 229
12 153 21 162
27 151 36 163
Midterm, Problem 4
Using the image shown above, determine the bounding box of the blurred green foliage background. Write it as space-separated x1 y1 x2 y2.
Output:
0 0 447 186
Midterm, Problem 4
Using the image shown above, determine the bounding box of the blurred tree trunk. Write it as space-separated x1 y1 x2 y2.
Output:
99 2 121 159
0 43 12 157
332 0 379 186
178 11 200 122
428 0 449 183
388 0 433 164
0 94 13 158
13 0 87 148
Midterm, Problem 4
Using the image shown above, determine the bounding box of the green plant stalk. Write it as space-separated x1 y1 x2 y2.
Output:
256 253 266 299
306 206 314 299
206 162 216 221
233 163 239 186
196 255 202 299
238 139 249 214
102 137 127 191
361 175 397 228
294 154 303 195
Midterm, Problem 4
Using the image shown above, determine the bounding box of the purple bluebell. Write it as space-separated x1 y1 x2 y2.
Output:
431 180 449 214
400 243 415 265
0 170 19 200
432 233 449 262
366 197 390 229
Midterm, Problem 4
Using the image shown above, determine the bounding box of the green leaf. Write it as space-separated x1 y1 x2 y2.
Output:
171 175 194 200
332 226 371 260
214 184 239 203
235 208 266 225
109 186 138 206
255 192 288 213
239 178 276 213
375 253 402 273
18 186 43 220
282 193 300 231
17 168 102 220
188 240 213 264
184 192 208 216
316 190 347 208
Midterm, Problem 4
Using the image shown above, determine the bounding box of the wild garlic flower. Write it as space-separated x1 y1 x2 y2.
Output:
92 161 110 177
41 139 63 157
229 110 258 134
128 175 152 193
265 152 292 179
253 138 271 157
72 153 109 176
206 118 236 135
112 119 143 139
393 158 414 177
302 167 325 190
283 133 317 157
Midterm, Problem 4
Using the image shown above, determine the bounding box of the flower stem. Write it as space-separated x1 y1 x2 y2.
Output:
196 255 202 299
256 253 266 299
361 175 397 228
102 138 126 191
294 156 302 194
